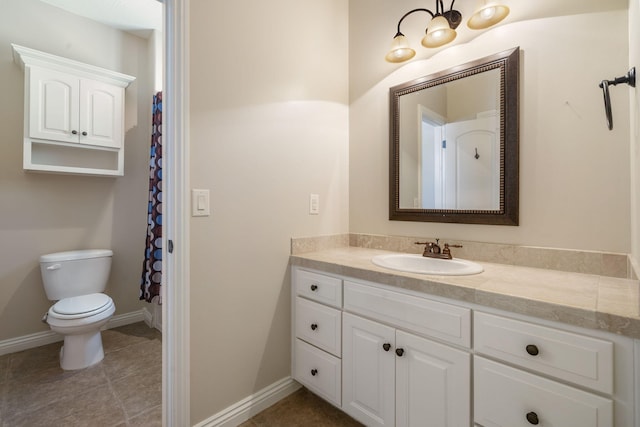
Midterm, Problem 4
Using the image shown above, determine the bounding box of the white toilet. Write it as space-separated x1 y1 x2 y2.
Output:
40 249 116 370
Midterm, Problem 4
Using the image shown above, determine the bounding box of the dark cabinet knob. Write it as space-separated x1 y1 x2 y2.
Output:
310 323 318 331
81 131 87 136
71 130 78 135
382 343 391 352
395 348 404 357
311 369 318 376
310 284 318 291
526 344 539 356
526 411 539 425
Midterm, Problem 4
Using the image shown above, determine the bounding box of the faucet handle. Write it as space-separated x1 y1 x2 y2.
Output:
415 241 435 257
442 243 463 259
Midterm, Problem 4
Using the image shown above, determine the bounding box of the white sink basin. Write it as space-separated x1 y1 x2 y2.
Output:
371 253 483 276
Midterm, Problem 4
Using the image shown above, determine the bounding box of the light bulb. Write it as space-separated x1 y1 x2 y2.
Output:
481 6 495 19
432 29 445 39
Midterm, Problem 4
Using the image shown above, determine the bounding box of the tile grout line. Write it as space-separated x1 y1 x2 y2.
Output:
104 358 134 426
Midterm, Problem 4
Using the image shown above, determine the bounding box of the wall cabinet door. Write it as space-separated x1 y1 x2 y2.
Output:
79 79 123 148
343 313 471 427
28 66 123 149
343 313 395 427
396 330 470 427
28 67 80 144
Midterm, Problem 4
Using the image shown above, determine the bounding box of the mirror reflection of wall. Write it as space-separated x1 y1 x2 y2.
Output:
398 69 501 211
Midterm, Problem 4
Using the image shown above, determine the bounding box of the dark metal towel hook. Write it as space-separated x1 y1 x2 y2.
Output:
474 147 480 159
599 67 636 130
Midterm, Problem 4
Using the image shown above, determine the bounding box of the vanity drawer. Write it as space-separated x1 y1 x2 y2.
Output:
294 339 341 407
474 312 613 394
295 297 342 356
343 281 471 348
474 357 613 427
295 269 342 308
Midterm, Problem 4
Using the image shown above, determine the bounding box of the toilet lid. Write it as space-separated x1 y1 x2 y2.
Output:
52 293 111 315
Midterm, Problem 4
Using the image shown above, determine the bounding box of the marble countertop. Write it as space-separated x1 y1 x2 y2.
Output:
290 246 640 339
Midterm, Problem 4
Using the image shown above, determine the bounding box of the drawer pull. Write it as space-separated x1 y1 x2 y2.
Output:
311 369 318 376
526 344 540 356
526 411 539 425
310 284 318 291
395 348 405 357
310 323 318 331
382 343 391 352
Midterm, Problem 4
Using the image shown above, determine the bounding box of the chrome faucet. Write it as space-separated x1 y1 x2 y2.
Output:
415 239 463 260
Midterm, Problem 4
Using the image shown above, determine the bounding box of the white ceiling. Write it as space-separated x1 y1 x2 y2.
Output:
36 0 627 39
39 0 162 35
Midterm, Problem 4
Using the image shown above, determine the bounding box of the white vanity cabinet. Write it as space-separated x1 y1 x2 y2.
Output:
292 269 343 406
291 266 637 427
473 311 630 427
342 312 470 427
12 44 135 176
341 280 471 427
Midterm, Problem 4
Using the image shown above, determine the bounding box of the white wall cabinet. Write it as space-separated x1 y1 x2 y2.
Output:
12 44 135 176
291 266 637 427
29 67 124 149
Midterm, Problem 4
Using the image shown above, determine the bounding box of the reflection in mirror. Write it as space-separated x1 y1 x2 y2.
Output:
390 47 519 225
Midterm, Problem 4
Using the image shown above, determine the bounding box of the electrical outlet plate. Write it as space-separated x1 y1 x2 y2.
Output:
309 193 319 215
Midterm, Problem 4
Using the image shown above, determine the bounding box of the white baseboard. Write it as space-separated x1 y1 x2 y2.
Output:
193 377 301 427
105 309 145 329
0 309 145 356
143 306 154 328
142 303 163 332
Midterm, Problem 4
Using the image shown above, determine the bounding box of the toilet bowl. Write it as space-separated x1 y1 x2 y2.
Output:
46 293 116 370
40 250 116 370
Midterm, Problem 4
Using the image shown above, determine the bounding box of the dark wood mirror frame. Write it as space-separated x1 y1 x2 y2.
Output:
389 46 519 225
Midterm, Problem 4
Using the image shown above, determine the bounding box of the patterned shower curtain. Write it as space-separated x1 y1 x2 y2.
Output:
140 92 163 303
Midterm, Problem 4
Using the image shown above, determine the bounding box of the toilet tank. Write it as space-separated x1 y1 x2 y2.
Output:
40 249 113 300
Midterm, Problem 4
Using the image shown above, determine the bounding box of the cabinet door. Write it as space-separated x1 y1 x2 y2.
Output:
28 67 79 143
343 313 395 427
80 79 124 148
395 330 470 427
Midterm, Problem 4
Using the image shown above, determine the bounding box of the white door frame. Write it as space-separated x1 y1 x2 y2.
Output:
163 0 190 425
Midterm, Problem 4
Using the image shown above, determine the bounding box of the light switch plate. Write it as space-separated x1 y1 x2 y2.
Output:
192 189 210 217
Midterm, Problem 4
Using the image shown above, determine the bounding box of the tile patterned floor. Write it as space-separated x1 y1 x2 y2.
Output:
0 322 161 427
240 387 363 427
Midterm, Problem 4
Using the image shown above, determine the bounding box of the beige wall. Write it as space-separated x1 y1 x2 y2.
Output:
188 0 349 423
350 5 631 253
630 0 640 272
0 0 154 341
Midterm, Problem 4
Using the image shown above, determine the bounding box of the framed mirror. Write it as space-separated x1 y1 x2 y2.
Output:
389 47 519 225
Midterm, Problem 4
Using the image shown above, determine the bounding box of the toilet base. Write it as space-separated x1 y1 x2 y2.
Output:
59 330 105 370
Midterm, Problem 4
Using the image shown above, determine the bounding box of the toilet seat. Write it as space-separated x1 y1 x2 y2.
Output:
50 293 114 320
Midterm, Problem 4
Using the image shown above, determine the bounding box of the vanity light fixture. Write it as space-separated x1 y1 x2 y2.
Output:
385 0 510 63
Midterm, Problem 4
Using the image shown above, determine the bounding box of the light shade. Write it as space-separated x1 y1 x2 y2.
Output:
467 2 510 30
385 34 416 63
421 15 457 48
